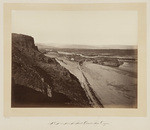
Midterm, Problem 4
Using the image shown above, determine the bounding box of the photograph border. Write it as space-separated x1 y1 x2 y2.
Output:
4 3 147 116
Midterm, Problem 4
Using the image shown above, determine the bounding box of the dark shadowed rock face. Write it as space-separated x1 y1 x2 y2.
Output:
12 33 35 49
12 33 91 107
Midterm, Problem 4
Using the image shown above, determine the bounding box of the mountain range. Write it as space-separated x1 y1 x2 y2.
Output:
36 43 137 50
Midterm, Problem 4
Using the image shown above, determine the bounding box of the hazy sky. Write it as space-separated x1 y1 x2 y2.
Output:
12 10 138 46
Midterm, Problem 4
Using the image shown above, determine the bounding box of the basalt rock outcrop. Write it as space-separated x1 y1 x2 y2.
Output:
12 33 91 107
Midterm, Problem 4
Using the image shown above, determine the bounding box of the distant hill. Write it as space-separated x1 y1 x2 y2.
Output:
36 43 137 50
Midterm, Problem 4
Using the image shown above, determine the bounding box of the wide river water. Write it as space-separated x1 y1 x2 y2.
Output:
45 52 137 108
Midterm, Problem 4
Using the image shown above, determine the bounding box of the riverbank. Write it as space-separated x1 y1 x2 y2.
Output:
81 62 137 108
45 53 137 108
55 58 103 108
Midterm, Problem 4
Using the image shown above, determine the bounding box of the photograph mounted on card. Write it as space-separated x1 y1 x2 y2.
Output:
3 3 147 116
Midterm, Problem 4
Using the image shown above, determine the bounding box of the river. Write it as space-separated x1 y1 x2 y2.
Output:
45 53 137 108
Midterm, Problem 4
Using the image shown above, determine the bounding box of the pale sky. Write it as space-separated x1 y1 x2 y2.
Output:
12 10 138 46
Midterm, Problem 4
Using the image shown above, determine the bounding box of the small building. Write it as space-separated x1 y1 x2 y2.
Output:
71 58 74 61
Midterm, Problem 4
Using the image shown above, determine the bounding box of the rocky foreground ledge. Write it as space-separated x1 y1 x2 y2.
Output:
11 33 91 107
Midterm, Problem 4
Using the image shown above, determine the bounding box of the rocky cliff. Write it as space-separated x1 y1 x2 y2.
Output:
12 33 91 107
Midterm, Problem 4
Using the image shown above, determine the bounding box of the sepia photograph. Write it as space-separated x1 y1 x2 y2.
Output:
1 1 149 130
11 10 138 108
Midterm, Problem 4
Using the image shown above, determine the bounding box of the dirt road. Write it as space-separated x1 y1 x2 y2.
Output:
56 58 103 108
